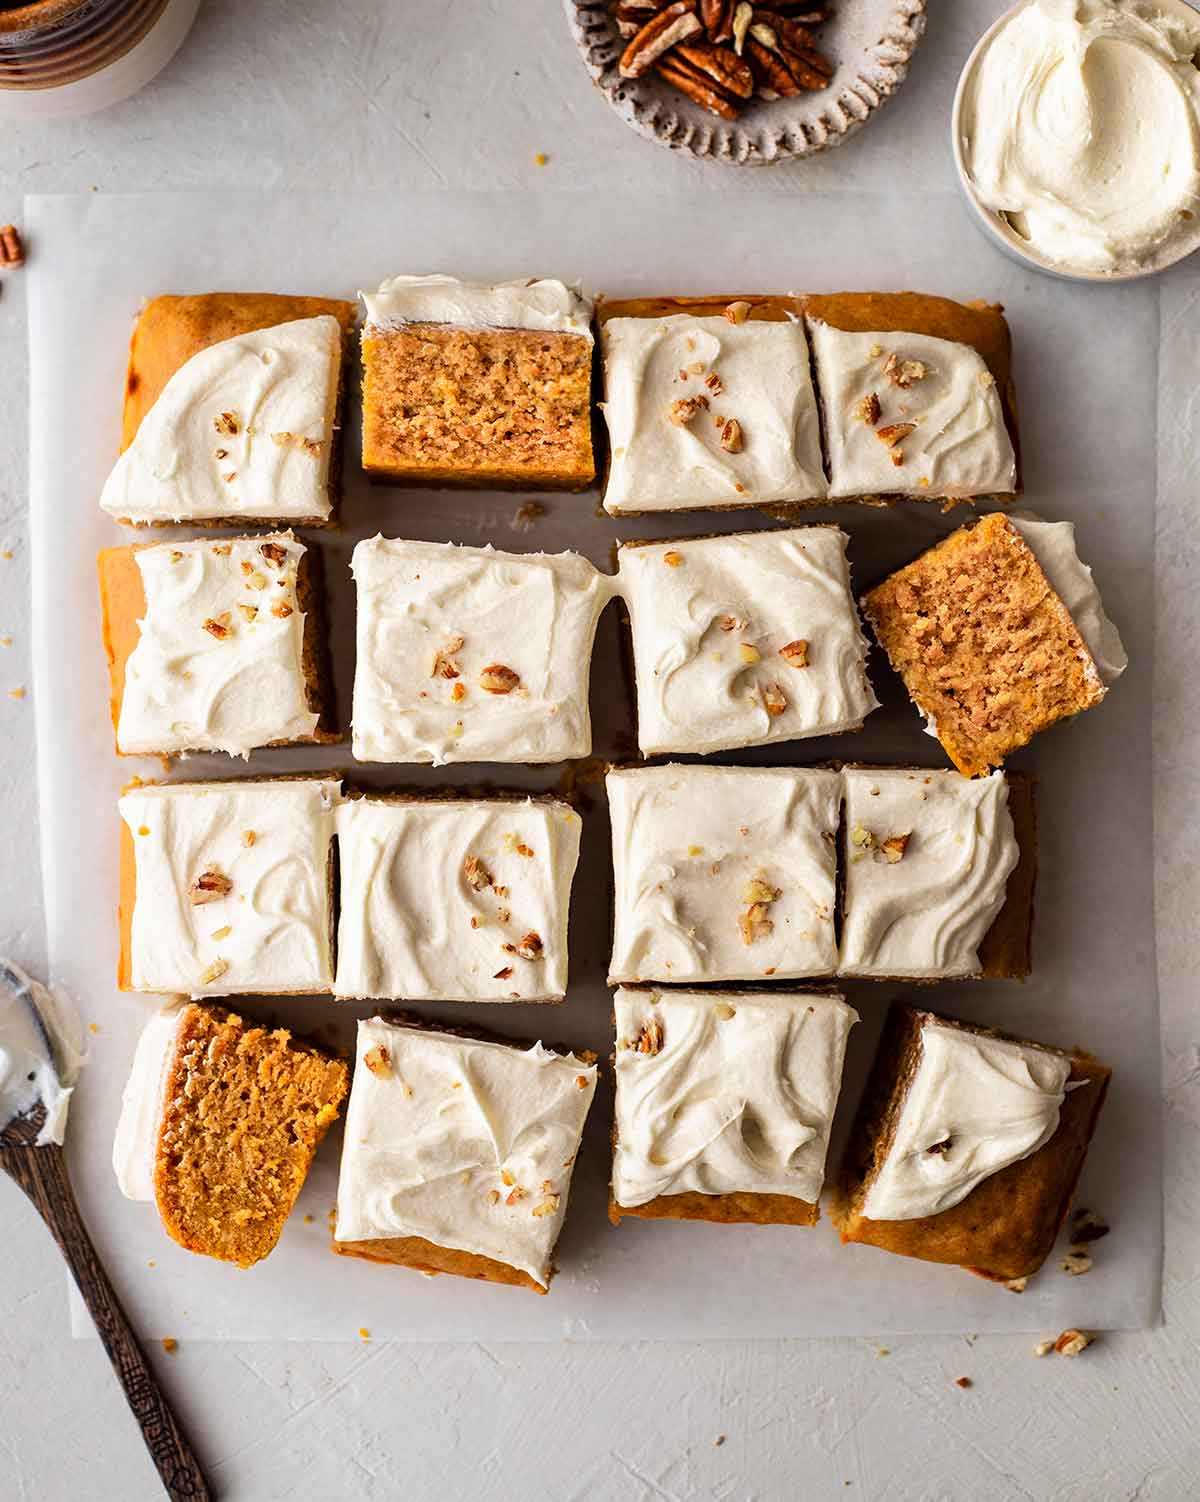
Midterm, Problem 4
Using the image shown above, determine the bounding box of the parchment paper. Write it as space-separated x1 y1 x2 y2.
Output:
25 190 1161 1340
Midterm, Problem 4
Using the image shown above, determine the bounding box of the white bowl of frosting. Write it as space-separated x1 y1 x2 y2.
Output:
952 0 1200 281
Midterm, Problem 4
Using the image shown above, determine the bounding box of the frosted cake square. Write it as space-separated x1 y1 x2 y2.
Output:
610 986 857 1226
333 795 582 1002
98 532 335 758
332 1016 598 1293
598 296 825 514
117 777 339 996
606 764 840 984
830 1004 1111 1284
350 536 612 764
616 526 877 756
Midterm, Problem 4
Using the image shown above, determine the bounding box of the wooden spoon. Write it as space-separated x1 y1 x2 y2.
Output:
0 963 211 1501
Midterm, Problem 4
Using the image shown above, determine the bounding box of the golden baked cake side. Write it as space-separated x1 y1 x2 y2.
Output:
153 1003 348 1268
360 324 595 489
863 513 1107 777
829 1004 1111 1283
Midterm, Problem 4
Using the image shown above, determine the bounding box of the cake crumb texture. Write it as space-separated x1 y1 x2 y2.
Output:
362 324 594 488
154 1005 348 1268
864 513 1105 777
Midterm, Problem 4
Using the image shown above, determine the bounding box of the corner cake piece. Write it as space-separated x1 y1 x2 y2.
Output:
800 290 1019 505
113 1000 348 1267
830 1004 1111 1283
334 794 582 1002
350 536 613 764
607 764 841 985
98 532 336 757
101 292 355 526
839 767 1036 981
862 512 1120 777
332 1016 598 1293
610 986 857 1227
359 275 595 490
616 526 878 756
598 295 826 514
117 777 339 997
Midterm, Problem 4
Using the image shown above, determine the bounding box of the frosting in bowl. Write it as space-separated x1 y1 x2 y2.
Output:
959 0 1200 276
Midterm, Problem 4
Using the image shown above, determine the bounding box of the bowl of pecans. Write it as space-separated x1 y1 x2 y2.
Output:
565 0 927 165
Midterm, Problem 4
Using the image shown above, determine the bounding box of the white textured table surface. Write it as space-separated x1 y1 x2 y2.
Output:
1 3 1197 1498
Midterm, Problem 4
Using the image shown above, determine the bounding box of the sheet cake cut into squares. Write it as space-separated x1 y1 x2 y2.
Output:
617 526 878 756
350 536 613 765
98 532 335 758
830 1004 1111 1284
333 794 582 1002
606 764 841 985
333 1016 598 1293
610 986 858 1226
117 777 339 996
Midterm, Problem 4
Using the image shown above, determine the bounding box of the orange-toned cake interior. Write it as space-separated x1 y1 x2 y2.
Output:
332 1233 548 1293
120 292 356 449
97 545 145 741
863 513 1106 778
154 1004 348 1268
360 323 595 489
608 1187 818 1227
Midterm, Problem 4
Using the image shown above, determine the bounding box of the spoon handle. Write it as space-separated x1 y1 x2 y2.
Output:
2 1143 212 1502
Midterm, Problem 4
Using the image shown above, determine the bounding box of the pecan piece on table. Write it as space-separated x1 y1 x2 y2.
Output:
619 1 702 78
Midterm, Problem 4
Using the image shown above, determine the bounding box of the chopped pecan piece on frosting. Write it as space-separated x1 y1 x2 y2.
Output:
720 417 744 453
259 541 288 568
463 855 493 891
188 867 233 905
431 635 465 680
631 1018 664 1054
762 682 787 717
213 411 240 436
515 931 544 961
723 300 751 325
881 832 911 863
479 663 521 694
875 422 916 449
853 392 882 425
779 638 809 668
202 612 234 640
362 1044 393 1078
668 394 709 426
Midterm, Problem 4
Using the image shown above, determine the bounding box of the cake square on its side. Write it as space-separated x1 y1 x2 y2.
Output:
332 1016 598 1293
99 532 337 758
616 526 878 756
829 1004 1111 1284
359 277 595 490
117 777 339 996
609 986 857 1226
597 295 826 515
862 512 1107 777
113 1000 348 1268
350 536 613 764
606 763 841 985
333 794 582 1002
838 767 1035 981
103 293 355 527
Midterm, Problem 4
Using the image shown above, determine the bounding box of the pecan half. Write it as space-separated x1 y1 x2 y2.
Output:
744 35 801 96
675 40 754 98
700 0 733 40
619 1 702 78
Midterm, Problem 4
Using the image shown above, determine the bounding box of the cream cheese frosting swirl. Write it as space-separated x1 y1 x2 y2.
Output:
1009 513 1128 684
100 316 342 523
861 1022 1073 1220
117 534 318 757
838 769 1018 980
617 528 878 756
112 1003 184 1200
334 1019 597 1288
612 987 857 1207
960 0 1200 275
